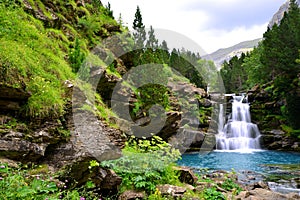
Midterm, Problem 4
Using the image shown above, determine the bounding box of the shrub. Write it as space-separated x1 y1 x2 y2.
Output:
101 135 181 193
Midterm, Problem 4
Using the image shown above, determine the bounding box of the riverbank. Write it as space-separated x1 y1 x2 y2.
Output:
178 150 300 198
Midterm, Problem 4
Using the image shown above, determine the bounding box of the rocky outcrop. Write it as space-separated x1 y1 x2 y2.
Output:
0 84 31 112
268 0 300 28
236 188 300 200
261 130 300 151
247 84 299 151
22 0 121 40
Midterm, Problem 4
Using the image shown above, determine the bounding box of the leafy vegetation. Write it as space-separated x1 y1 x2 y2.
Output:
0 3 74 119
0 162 100 200
101 135 181 193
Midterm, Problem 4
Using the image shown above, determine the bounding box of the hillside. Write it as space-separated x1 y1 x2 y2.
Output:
0 1 216 199
268 0 300 28
202 38 261 68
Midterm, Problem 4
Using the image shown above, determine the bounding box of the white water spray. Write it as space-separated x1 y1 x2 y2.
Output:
216 94 261 151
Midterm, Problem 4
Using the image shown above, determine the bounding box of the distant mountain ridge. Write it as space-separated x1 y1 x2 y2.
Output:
268 0 300 28
203 0 300 68
202 38 261 68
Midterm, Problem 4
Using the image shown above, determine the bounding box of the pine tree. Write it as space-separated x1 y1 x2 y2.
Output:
160 40 169 51
133 6 146 49
146 25 158 49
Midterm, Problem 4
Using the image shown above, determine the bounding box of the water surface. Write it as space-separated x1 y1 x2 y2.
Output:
178 150 300 174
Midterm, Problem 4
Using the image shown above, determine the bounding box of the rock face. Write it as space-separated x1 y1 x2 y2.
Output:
247 84 299 151
268 0 300 28
202 38 261 69
0 84 31 111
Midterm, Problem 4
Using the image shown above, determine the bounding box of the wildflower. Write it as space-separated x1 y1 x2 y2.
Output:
80 197 85 200
0 165 5 169
0 177 3 181
65 179 68 183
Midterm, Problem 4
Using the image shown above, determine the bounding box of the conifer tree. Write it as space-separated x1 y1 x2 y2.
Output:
146 25 158 49
133 6 146 49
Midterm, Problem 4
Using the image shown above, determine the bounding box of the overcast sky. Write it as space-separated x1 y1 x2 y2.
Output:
101 0 286 55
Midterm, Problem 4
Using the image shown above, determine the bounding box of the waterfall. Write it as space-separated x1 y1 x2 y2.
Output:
216 94 261 151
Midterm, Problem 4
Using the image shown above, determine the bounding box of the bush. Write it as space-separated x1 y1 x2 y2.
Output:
101 135 181 193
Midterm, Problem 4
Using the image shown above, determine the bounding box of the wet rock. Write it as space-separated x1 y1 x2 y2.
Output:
118 190 145 200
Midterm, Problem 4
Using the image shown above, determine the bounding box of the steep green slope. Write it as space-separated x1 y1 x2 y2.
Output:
0 0 120 120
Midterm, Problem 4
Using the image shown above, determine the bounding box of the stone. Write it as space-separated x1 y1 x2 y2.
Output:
157 184 186 197
253 181 269 189
0 139 47 161
118 190 145 200
235 191 250 200
0 84 31 111
103 24 121 32
183 183 195 191
100 169 122 190
173 166 198 185
248 188 287 200
0 158 19 168
195 182 212 192
286 193 300 199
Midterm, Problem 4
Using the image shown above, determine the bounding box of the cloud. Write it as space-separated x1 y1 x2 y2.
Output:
197 23 267 53
102 0 286 53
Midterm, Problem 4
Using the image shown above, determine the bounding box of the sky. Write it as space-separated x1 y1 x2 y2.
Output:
101 0 286 55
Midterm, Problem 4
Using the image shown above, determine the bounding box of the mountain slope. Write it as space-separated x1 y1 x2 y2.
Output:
202 38 261 68
268 0 300 28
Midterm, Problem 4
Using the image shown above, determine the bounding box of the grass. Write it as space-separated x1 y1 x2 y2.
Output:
0 4 74 119
0 0 121 120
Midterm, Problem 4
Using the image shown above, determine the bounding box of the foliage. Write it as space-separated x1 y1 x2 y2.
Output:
0 162 102 200
69 38 86 73
203 187 226 200
0 4 74 119
220 53 247 93
0 163 58 199
221 178 242 195
220 0 300 131
101 135 181 193
132 6 146 49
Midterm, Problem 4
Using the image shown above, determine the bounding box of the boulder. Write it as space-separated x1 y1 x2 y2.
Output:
235 191 250 200
248 188 288 200
0 138 46 161
118 190 145 200
157 184 186 197
173 166 198 185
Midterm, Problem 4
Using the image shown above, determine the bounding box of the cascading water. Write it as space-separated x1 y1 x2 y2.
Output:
216 94 261 151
